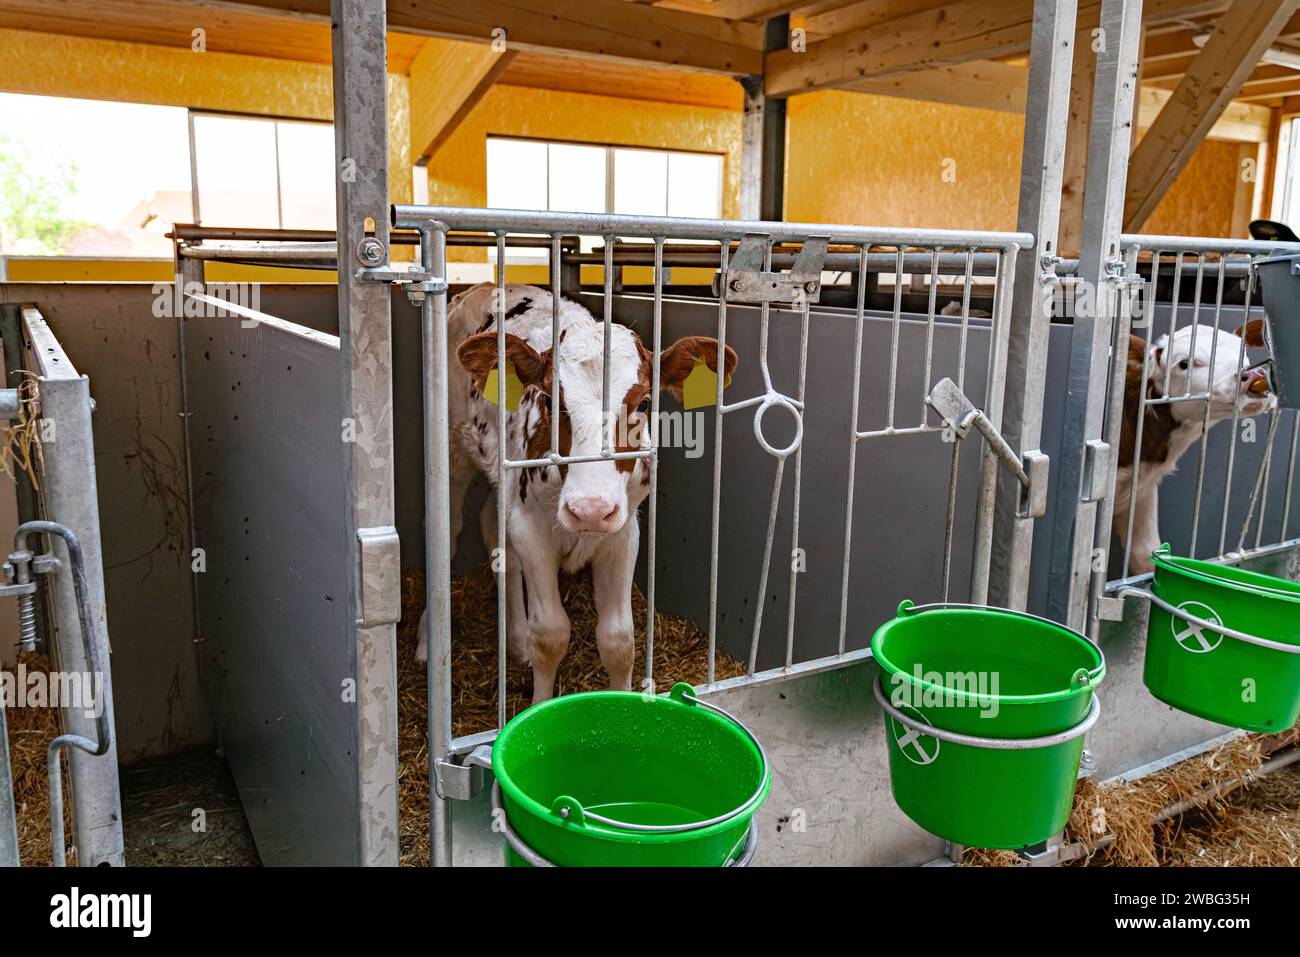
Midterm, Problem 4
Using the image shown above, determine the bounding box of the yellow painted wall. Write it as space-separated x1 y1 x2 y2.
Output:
784 88 1242 239
2 258 331 283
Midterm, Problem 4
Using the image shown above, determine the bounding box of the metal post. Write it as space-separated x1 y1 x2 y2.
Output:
331 0 400 867
22 308 124 866
172 241 206 676
0 695 16 866
740 16 789 221
1046 0 1144 631
423 225 454 868
0 305 43 641
988 0 1078 610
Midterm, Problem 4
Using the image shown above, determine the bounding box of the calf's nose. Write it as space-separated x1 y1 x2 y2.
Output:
564 497 622 532
1241 367 1270 395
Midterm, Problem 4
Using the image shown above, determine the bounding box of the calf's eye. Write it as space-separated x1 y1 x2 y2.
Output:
1177 358 1190 371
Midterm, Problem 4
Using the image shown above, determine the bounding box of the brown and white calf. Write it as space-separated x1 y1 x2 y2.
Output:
416 283 736 703
1115 319 1275 574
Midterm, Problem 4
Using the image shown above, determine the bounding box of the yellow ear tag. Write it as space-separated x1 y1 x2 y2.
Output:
483 363 524 412
682 357 731 411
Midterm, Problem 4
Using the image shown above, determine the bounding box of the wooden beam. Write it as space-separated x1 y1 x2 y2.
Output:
843 58 1026 112
802 0 950 40
1136 85 1274 141
1125 0 1300 230
765 0 1229 98
1059 13 1101 259
409 38 514 164
175 0 764 75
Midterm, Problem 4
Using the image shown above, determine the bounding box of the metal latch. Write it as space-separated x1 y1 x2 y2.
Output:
356 525 401 627
435 744 493 801
1080 439 1111 504
356 263 448 305
714 234 829 304
927 377 1050 520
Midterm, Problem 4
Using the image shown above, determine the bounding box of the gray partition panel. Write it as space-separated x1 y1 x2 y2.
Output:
186 310 356 866
0 283 212 764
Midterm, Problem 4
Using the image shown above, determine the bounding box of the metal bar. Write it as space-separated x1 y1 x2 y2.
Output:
645 239 664 690
837 246 870 654
331 0 399 867
971 246 1019 604
1281 413 1299 540
989 0 1078 610
393 206 1031 251
1219 266 1257 555
419 224 454 869
705 242 730 686
783 293 811 669
0 305 44 647
172 244 207 686
0 687 16 867
495 233 508 731
1188 256 1229 555
886 248 904 429
1045 0 1144 632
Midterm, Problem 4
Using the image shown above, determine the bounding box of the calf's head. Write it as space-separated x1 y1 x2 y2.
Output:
458 324 736 535
1136 319 1276 425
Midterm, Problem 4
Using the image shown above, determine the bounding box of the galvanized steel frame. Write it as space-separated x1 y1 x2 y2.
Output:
394 204 1032 866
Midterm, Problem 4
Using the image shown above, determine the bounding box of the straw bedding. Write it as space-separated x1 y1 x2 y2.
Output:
961 724 1300 867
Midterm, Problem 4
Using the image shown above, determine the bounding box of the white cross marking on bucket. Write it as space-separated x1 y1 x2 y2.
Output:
890 705 939 766
1172 601 1224 654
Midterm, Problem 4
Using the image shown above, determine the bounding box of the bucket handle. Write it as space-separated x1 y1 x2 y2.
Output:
543 683 771 834
895 599 1107 687
491 781 759 867
1117 586 1300 655
872 678 1102 750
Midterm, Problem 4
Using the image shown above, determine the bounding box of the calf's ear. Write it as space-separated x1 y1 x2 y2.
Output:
1234 318 1267 349
457 332 550 392
657 336 739 401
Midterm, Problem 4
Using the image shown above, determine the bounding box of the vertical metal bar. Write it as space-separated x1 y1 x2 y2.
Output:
645 239 664 690
1189 256 1228 555
971 246 1019 604
0 695 17 866
1280 412 1299 540
495 232 508 730
1238 411 1281 551
706 243 730 684
920 247 940 423
331 0 399 867
837 246 869 652
423 225 454 868
0 305 43 641
956 249 975 394
1254 411 1278 549
748 457 785 674
942 439 961 601
1219 266 1257 554
551 236 562 455
886 247 904 430
1044 0 1144 631
784 292 811 669
602 238 614 454
172 244 206 677
989 0 1079 610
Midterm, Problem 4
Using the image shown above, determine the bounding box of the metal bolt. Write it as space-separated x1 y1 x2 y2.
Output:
804 281 818 294
356 237 385 266
729 278 743 292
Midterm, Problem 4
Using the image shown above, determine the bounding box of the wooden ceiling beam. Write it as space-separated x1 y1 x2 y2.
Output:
1125 0 1300 230
409 37 515 164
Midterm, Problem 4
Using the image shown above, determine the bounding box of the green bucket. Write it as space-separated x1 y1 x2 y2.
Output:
871 601 1104 850
1122 546 1300 733
490 683 770 867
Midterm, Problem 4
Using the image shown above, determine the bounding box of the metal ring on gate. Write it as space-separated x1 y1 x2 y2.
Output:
872 677 1102 751
896 600 1107 685
490 780 758 867
751 393 804 458
1118 586 1300 655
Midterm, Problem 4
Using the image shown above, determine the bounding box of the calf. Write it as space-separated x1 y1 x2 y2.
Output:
416 283 736 703
1115 319 1275 574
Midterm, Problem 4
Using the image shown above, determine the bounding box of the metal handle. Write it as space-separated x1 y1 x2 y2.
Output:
873 678 1102 750
1118 586 1300 655
549 685 769 834
491 780 758 867
895 600 1107 686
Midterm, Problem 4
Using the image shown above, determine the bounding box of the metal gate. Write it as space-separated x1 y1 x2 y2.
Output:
390 206 1045 865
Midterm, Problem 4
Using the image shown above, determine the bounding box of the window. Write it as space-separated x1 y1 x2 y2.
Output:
0 95 339 260
486 136 723 233
190 113 336 230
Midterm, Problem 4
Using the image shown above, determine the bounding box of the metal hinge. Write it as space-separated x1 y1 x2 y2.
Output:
1080 439 1111 504
356 264 448 305
715 234 829 304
